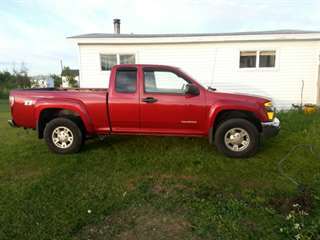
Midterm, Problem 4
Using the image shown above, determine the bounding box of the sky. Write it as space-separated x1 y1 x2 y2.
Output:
0 0 320 75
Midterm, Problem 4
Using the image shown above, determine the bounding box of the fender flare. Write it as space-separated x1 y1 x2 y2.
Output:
34 98 95 134
207 100 263 141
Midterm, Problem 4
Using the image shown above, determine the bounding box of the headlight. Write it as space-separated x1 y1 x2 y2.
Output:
9 96 15 107
264 101 275 120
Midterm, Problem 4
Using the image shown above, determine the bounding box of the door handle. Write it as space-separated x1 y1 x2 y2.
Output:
142 97 158 103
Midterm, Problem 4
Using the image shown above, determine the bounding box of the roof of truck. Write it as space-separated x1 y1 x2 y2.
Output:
113 64 182 70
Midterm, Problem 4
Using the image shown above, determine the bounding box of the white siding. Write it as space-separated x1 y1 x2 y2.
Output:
211 41 320 108
78 40 320 109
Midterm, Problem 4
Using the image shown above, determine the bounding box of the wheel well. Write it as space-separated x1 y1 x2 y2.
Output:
211 110 262 142
37 108 85 139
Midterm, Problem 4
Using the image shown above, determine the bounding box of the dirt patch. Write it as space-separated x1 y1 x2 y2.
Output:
151 180 194 196
269 188 313 215
128 174 197 185
238 179 275 190
74 206 199 240
127 174 197 194
0 168 43 182
74 175 202 240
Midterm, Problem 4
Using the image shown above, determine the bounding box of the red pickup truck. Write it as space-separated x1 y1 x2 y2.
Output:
8 64 280 158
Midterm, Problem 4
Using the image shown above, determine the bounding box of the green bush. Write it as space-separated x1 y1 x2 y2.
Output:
0 70 31 98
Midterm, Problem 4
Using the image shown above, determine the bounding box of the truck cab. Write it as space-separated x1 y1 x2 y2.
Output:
108 65 207 136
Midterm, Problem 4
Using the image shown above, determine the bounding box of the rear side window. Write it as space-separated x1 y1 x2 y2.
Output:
115 69 137 93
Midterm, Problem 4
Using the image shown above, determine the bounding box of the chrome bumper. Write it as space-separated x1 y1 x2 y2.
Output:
261 117 280 138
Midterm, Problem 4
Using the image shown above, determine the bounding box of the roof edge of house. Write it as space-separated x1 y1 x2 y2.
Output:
68 29 320 39
67 29 320 44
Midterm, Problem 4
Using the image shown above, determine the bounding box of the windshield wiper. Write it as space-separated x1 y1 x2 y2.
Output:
208 86 216 91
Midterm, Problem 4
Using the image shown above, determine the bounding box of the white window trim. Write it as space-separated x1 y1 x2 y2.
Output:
100 53 117 71
116 54 120 66
238 49 279 72
119 54 137 65
100 53 137 72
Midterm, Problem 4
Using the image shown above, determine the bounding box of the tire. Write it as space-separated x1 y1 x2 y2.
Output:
44 117 83 154
214 118 259 158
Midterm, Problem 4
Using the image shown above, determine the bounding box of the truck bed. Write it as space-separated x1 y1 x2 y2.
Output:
10 88 110 134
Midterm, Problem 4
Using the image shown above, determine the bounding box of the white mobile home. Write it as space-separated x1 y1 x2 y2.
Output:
70 28 320 109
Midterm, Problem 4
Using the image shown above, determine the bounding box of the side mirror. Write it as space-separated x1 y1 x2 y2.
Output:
185 84 200 96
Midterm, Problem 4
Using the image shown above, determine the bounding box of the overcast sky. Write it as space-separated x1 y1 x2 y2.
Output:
1 0 320 75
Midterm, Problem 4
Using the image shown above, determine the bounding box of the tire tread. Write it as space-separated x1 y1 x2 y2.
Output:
214 118 259 158
44 117 83 154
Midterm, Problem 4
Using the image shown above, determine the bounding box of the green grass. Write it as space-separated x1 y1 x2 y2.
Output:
0 98 320 240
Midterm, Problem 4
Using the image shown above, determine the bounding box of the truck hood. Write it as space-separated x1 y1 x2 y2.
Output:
207 90 271 105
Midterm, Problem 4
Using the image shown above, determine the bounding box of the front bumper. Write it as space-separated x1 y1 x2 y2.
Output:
261 117 280 138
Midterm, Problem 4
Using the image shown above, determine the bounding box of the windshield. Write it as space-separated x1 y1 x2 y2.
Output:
177 68 208 89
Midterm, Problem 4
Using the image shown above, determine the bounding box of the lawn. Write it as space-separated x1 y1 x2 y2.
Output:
0 98 319 240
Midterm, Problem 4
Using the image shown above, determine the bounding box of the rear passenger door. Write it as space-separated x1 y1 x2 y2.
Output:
108 67 140 133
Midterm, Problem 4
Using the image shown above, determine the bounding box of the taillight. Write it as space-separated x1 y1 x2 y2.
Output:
9 96 15 107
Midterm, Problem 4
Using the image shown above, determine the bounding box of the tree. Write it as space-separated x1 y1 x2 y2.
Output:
0 64 31 98
13 62 31 88
61 66 78 88
66 75 78 88
13 71 31 89
51 74 62 88
0 71 13 98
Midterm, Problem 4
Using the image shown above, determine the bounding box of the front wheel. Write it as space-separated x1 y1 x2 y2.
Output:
214 118 259 158
44 117 83 154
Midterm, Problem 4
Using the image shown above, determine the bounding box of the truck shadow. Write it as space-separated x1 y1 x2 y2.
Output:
82 135 135 152
81 135 274 159
81 135 211 153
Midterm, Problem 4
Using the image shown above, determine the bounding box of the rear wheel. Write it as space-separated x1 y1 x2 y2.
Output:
44 117 83 154
214 118 259 158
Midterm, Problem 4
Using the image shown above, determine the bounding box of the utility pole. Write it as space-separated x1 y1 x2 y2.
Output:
317 54 320 105
60 60 63 75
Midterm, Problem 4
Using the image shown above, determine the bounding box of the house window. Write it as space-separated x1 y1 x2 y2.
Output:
239 50 276 69
240 51 257 68
101 54 117 71
259 51 276 68
120 54 135 64
115 69 137 93
101 54 136 71
144 70 188 94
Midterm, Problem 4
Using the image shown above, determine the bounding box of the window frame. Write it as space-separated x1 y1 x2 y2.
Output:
142 68 192 95
100 54 117 71
119 54 136 65
238 49 278 71
259 50 276 68
239 51 257 69
115 67 138 94
100 53 136 72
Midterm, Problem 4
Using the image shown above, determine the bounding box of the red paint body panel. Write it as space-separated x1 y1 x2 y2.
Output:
10 89 109 134
9 64 272 138
108 66 140 133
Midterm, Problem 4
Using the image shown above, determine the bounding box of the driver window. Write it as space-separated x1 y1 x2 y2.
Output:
144 70 188 94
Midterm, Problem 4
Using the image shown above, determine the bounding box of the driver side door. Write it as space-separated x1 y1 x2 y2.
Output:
140 68 206 135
